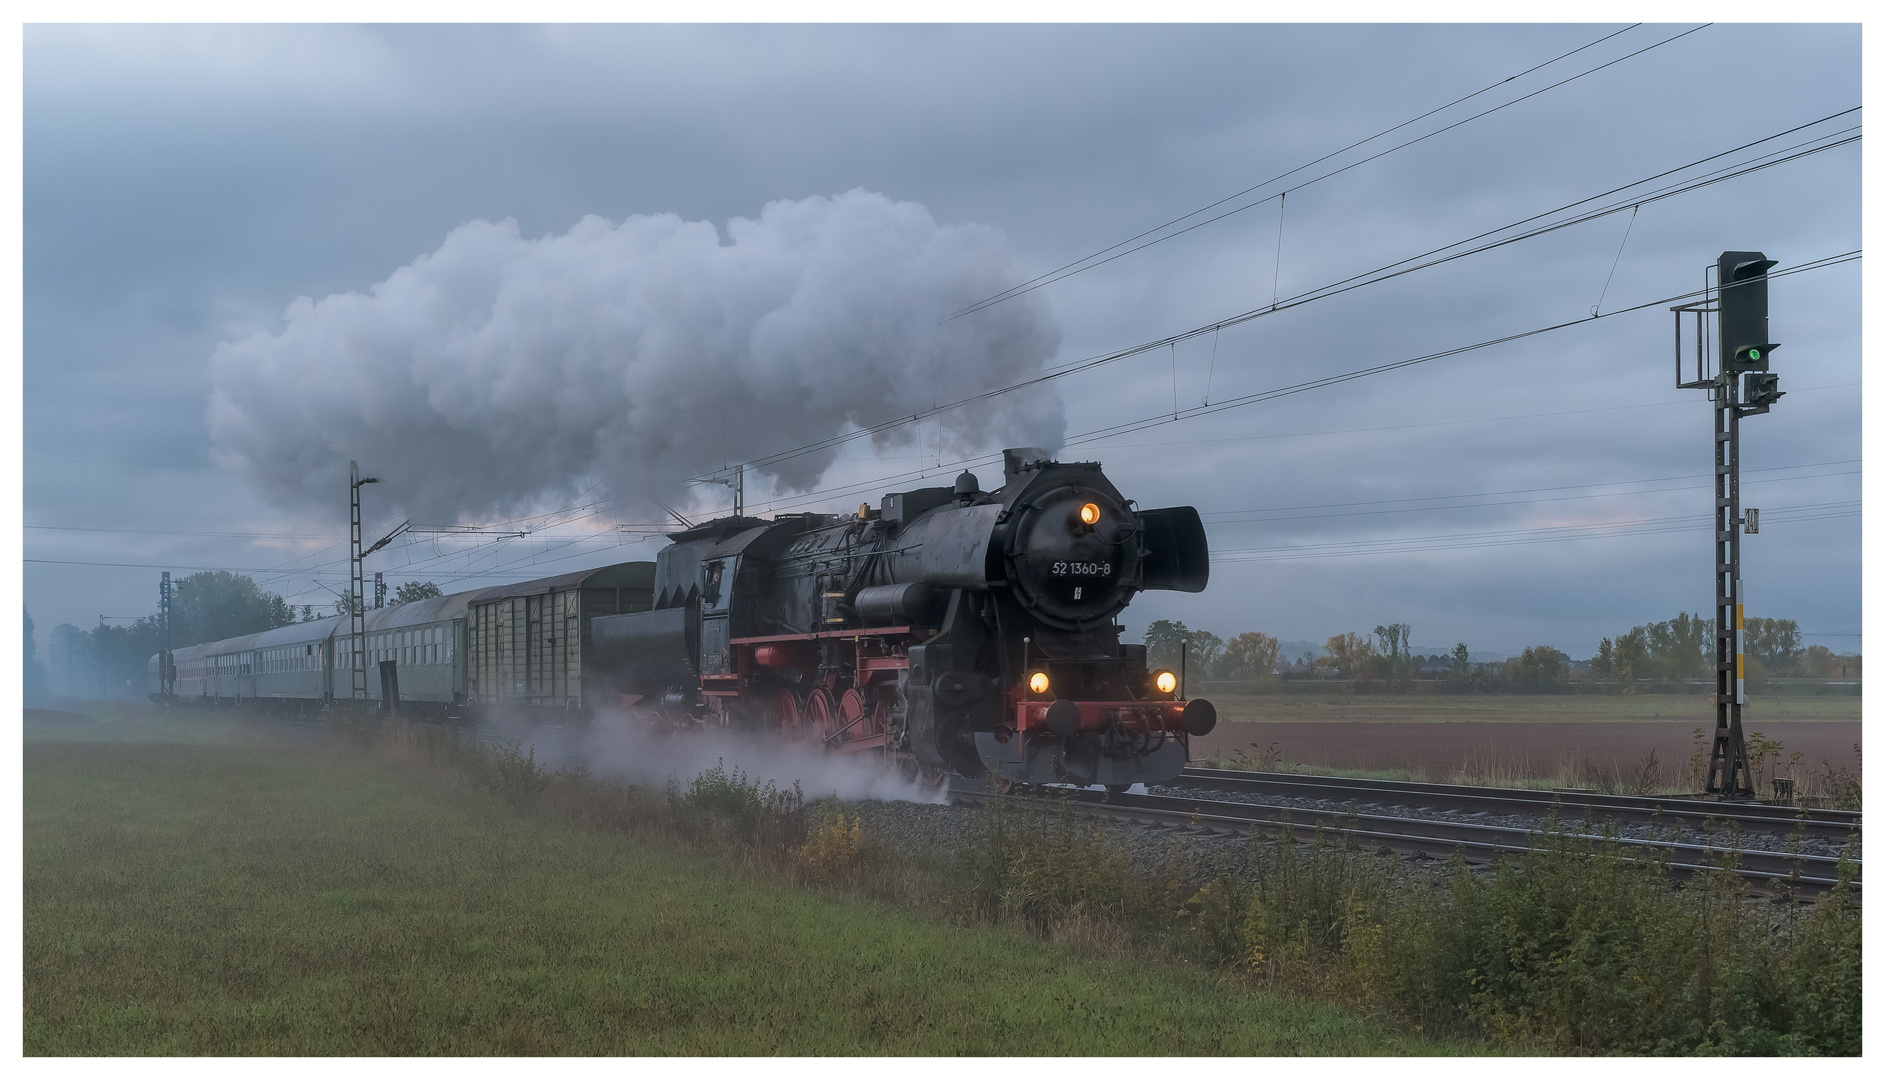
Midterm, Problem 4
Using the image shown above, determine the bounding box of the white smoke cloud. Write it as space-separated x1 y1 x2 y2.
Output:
205 189 1064 519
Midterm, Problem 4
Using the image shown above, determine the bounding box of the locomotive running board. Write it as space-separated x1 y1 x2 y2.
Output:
731 626 915 644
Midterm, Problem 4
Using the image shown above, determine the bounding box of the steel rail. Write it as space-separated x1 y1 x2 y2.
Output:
200 711 1862 895
1173 767 1861 842
952 785 1859 897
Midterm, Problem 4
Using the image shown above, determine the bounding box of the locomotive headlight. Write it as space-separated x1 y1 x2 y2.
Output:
1079 502 1101 526
1154 670 1178 695
1028 671 1051 695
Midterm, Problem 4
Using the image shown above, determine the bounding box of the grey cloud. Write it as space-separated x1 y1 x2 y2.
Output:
23 24 1862 658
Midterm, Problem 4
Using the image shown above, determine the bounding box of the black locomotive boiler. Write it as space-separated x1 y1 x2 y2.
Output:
592 446 1214 788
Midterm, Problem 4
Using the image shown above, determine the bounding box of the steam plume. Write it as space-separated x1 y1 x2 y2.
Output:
206 189 1063 519
495 709 948 805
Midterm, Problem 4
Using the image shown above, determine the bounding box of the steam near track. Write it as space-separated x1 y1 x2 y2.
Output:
205 189 1064 519
481 709 948 805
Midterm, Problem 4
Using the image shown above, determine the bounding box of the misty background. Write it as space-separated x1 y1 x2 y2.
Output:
22 24 1863 679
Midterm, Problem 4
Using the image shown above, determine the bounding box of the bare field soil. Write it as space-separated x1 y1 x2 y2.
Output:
1186 694 1860 789
1193 719 1860 789
1192 687 1861 725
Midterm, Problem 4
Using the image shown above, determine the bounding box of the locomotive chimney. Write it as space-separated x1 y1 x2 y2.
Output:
1002 446 1050 488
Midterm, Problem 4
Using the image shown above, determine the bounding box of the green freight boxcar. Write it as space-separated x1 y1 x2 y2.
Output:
465 562 655 712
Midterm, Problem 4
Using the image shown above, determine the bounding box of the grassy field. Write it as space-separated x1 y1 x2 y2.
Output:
1191 687 1862 725
24 710 1477 1055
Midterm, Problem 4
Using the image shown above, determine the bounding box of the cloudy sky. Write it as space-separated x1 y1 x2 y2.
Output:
21 22 1863 661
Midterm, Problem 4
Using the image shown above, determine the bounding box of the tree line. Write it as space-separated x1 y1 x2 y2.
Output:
1144 619 1451 689
1144 612 1857 694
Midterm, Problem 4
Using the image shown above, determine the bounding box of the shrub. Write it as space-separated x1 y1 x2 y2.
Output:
1176 817 1863 1054
486 741 548 803
796 808 864 883
1805 745 1862 811
344 713 1861 1055
963 792 1139 933
667 759 805 851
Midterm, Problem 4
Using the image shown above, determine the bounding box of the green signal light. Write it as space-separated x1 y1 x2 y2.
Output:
1748 349 1762 361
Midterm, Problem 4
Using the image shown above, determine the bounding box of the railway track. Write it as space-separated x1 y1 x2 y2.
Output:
1169 767 1862 844
951 783 1861 897
245 710 1861 894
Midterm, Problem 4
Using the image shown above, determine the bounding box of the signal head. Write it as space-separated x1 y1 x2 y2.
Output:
1728 343 1777 373
1744 372 1784 409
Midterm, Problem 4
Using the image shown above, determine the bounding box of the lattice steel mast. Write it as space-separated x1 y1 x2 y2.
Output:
349 461 378 700
1672 251 1784 798
158 570 174 698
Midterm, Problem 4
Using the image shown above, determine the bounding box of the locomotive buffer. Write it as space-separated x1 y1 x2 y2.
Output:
1671 251 1785 798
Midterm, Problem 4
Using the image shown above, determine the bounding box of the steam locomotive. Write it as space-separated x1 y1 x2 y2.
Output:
150 447 1213 788
592 446 1212 788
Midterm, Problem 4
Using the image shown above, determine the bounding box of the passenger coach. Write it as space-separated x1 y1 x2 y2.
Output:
149 561 655 717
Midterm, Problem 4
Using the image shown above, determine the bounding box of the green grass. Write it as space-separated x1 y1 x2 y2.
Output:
24 713 1476 1055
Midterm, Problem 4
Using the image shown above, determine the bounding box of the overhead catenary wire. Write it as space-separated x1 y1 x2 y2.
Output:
1212 500 1861 563
29 110 1858 604
735 247 1861 522
947 22 1667 321
1200 460 1860 524
47 106 1853 591
29 248 1858 602
1055 250 1861 450
1591 203 1640 316
1091 380 1860 451
39 456 1855 579
688 115 1859 488
948 24 1717 321
667 249 1860 531
24 525 345 541
1208 473 1861 526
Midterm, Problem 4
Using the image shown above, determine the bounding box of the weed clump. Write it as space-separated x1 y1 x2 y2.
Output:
667 758 806 852
795 808 864 883
343 717 1861 1055
486 742 549 804
1173 819 1863 1054
960 791 1197 957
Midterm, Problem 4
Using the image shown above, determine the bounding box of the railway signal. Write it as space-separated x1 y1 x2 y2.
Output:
1670 250 1785 798
1744 372 1784 412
